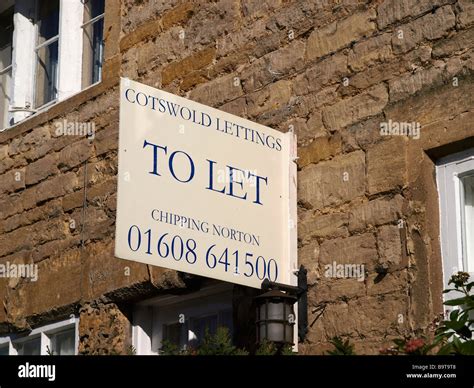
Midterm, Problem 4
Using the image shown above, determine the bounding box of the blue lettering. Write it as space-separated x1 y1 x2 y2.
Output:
125 88 136 103
136 92 148 106
248 172 268 205
158 98 166 113
166 101 180 116
227 166 247 200
143 140 167 176
206 159 225 194
169 151 195 183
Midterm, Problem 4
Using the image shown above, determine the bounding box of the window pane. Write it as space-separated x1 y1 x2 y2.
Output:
462 174 474 271
84 0 105 21
0 7 13 130
218 309 233 333
162 321 188 350
37 0 60 44
0 69 11 130
15 337 41 355
0 8 13 67
0 345 9 355
35 40 59 107
189 314 218 347
51 329 75 355
82 18 104 87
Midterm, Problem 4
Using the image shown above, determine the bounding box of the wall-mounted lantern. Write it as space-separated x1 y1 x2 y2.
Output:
255 265 308 347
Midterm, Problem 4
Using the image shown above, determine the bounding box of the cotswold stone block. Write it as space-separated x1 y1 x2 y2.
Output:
79 301 131 355
306 10 376 61
185 0 242 46
322 84 388 130
23 172 78 210
388 65 445 103
16 248 82 316
366 270 408 296
242 0 283 19
305 112 326 139
319 233 378 267
298 151 365 209
162 47 216 86
122 0 178 34
391 6 456 54
25 154 58 186
162 2 195 29
377 225 403 266
0 199 61 235
384 73 474 137
298 240 319 285
0 219 67 258
12 127 51 156
189 73 243 107
315 278 366 303
341 115 385 152
0 145 7 160
295 85 339 118
240 40 305 94
349 45 431 91
345 293 409 335
433 28 474 58
0 168 25 194
348 33 393 72
348 194 405 232
0 195 22 220
377 0 452 29
297 133 341 168
299 212 349 240
294 52 347 95
367 138 407 195
247 80 292 117
456 0 474 28
58 139 93 171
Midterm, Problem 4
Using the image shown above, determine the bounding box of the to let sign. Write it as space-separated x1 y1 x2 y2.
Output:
115 78 297 289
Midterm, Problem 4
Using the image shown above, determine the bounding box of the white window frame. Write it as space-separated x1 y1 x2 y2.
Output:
0 316 79 355
133 284 233 355
0 3 14 130
5 0 96 130
436 148 474 290
81 9 105 86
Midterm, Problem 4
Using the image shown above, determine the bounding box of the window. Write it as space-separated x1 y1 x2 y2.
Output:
461 174 474 268
34 0 60 108
0 317 78 355
0 344 9 355
82 0 105 88
1 0 106 130
15 337 41 355
133 285 233 355
162 310 233 350
0 6 13 130
437 148 474 288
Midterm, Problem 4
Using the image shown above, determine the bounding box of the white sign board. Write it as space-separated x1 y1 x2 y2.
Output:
115 78 297 289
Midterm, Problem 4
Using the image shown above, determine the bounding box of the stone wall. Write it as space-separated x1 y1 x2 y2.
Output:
0 0 473 354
